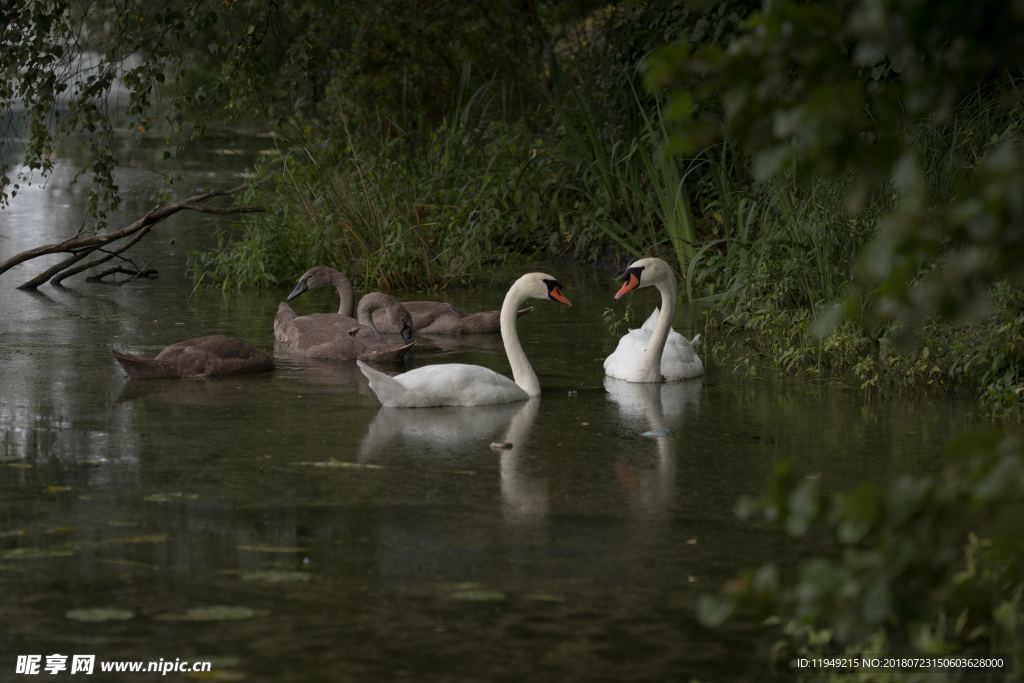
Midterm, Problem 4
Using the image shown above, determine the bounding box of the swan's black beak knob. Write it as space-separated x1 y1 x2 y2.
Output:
400 319 414 344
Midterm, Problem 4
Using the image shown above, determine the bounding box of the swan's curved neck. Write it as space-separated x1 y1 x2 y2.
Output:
330 272 355 316
641 275 678 382
356 292 389 328
501 281 540 397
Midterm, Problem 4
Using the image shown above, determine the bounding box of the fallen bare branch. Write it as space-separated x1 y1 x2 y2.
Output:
0 183 262 289
85 266 158 283
50 227 152 286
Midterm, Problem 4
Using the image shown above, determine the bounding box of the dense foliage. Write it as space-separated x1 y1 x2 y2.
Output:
698 430 1024 680
642 1 1024 679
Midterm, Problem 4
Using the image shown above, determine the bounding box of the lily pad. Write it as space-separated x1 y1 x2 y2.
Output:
2 547 74 560
106 520 141 528
96 559 160 570
156 606 260 622
299 460 383 470
100 534 169 545
144 492 199 503
240 570 310 583
450 588 506 602
66 607 135 622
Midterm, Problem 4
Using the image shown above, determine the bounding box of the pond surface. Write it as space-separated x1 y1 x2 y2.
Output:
0 144 973 681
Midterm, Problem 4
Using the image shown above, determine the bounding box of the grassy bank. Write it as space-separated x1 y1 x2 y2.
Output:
694 94 1024 419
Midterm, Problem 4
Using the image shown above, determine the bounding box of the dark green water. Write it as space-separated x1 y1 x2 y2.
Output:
0 145 972 682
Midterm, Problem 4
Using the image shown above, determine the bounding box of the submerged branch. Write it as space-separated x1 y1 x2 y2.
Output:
85 265 159 283
0 185 262 289
50 227 153 286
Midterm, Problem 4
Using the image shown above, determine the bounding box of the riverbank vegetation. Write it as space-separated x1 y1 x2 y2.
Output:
3 1 1023 679
180 1 1023 420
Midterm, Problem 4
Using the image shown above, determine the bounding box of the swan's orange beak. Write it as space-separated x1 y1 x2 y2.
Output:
549 287 573 306
614 272 640 300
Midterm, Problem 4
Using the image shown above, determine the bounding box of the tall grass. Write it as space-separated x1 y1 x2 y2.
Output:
192 81 555 291
546 75 703 295
634 86 699 300
196 69 711 294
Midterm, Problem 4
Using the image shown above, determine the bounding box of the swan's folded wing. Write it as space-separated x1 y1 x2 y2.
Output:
112 350 178 379
603 328 654 379
359 362 527 407
638 307 661 332
661 331 705 380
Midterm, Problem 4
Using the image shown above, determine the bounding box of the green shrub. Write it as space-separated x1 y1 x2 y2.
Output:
698 430 1024 681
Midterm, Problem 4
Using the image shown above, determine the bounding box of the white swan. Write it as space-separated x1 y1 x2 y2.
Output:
603 257 704 383
357 273 572 407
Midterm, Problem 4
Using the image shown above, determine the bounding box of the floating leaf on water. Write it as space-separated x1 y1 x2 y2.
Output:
237 545 307 554
66 607 135 622
299 460 383 470
2 547 74 560
100 534 169 545
156 606 260 622
439 469 477 476
205 656 243 669
144 492 199 503
240 570 311 583
450 589 506 602
443 582 482 591
45 485 72 494
95 559 160 570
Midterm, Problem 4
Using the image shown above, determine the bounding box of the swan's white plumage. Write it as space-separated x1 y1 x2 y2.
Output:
357 272 569 408
604 308 704 382
358 362 529 407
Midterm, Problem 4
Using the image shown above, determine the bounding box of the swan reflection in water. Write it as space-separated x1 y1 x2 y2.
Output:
273 344 395 394
355 398 546 524
496 399 545 525
604 377 703 514
352 377 700 523
356 401 526 462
